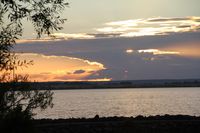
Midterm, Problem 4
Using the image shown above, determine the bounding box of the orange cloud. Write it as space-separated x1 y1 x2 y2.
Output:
15 53 107 82
16 38 55 44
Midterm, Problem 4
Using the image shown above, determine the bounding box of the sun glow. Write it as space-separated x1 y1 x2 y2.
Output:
163 42 200 58
15 53 108 82
138 49 180 55
126 49 134 53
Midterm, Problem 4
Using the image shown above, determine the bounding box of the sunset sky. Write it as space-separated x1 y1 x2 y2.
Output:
14 0 200 81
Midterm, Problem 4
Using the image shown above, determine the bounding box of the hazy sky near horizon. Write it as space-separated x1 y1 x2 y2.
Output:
14 0 200 81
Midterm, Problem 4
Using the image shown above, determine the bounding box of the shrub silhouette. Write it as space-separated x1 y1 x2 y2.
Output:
0 105 33 133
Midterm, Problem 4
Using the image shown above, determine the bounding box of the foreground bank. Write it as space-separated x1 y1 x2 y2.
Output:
33 115 200 133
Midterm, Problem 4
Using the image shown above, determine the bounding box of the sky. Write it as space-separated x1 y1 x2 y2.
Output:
14 0 200 81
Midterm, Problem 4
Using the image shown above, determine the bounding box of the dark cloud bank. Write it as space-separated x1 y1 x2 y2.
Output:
15 32 200 80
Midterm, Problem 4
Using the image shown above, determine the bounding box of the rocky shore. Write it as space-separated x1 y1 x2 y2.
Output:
33 115 200 133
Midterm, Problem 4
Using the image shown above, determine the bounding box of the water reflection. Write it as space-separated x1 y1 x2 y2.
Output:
35 87 200 119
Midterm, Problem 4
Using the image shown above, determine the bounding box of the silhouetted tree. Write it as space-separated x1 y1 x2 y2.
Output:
0 0 68 70
0 0 68 132
0 75 53 133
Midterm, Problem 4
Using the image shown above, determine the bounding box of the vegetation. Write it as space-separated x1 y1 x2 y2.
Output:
0 0 68 132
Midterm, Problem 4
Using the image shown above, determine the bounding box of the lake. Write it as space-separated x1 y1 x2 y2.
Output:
35 87 200 119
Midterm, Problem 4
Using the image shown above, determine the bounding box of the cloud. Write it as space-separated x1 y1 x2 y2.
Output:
96 16 200 37
16 16 200 44
17 16 200 44
84 78 111 82
16 38 56 44
16 33 95 44
88 33 121 38
147 17 189 22
138 49 180 55
14 15 200 81
15 53 107 81
163 42 200 58
96 27 134 33
50 33 95 40
106 19 141 27
126 49 134 54
72 70 86 74
14 31 200 80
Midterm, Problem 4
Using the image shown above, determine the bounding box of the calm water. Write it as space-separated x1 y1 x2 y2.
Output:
35 87 200 119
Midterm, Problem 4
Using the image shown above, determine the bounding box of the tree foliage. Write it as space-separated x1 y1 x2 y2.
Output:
0 0 68 71
0 0 68 132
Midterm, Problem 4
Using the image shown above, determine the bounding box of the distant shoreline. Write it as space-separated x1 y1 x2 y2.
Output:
33 115 200 133
1 79 200 90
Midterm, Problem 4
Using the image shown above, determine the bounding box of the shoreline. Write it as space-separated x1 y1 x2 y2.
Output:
1 79 200 91
33 115 200 133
